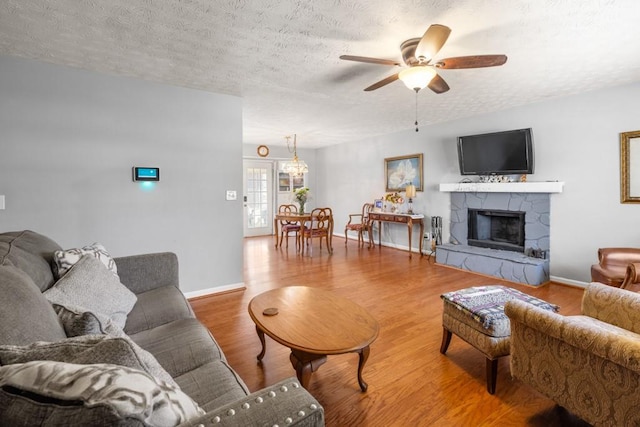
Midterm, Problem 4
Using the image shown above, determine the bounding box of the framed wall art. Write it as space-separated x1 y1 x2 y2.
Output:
384 153 423 192
621 130 640 203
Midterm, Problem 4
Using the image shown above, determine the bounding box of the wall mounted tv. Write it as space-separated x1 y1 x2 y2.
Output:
457 128 534 175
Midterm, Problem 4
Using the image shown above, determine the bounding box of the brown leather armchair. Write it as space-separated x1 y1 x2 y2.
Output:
590 248 640 289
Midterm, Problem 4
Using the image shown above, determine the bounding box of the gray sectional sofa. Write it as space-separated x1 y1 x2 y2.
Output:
0 230 324 426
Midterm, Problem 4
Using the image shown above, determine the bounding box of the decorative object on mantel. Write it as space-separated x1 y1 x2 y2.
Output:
293 187 310 214
281 134 308 177
620 130 640 204
439 181 564 193
478 175 514 183
405 184 416 214
384 153 424 192
383 192 404 213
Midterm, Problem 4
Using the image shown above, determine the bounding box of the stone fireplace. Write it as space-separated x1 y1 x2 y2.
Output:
435 182 563 286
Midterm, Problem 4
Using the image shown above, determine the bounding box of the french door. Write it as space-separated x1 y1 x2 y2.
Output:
243 160 274 237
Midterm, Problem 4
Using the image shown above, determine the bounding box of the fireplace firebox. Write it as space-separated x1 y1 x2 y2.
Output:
467 209 525 253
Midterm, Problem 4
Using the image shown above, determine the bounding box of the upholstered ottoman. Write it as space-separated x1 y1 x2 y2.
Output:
440 285 559 394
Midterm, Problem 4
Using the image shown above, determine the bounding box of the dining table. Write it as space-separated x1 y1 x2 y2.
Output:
274 211 334 255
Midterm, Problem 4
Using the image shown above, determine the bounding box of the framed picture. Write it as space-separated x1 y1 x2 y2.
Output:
620 130 640 203
373 199 383 212
384 153 423 192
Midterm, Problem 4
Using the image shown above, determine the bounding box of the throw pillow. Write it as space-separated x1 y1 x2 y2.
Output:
0 361 205 427
0 265 67 347
53 303 125 338
52 242 118 280
0 334 176 387
44 255 137 329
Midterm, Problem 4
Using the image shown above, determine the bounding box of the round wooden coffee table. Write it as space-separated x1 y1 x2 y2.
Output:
248 286 379 391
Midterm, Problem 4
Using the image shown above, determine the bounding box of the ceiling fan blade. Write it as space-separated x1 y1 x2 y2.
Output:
415 24 451 63
428 73 450 94
435 55 507 69
364 73 399 91
339 55 401 67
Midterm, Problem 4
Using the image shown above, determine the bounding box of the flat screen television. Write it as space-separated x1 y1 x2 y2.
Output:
457 128 534 175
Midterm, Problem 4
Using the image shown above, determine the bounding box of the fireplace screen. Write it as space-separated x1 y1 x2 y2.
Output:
467 209 525 253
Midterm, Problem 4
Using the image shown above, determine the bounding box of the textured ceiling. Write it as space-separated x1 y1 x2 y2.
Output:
1 0 640 148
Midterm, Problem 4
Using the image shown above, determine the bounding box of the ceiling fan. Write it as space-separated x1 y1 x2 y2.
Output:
339 24 507 93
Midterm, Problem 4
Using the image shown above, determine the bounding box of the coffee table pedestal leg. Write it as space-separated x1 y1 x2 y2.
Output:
290 350 327 389
256 327 267 361
357 346 371 392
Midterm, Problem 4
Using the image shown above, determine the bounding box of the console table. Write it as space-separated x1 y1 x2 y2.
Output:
368 212 424 258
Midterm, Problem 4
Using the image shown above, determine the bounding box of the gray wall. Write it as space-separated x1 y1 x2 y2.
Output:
318 82 640 284
0 55 244 294
3 53 639 289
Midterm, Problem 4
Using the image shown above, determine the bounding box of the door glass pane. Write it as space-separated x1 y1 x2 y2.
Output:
247 167 268 229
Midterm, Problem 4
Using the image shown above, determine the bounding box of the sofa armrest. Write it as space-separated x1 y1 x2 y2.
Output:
505 299 640 375
581 282 640 334
114 252 179 294
179 378 324 427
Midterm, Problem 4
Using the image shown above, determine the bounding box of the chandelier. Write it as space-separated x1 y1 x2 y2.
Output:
281 134 309 176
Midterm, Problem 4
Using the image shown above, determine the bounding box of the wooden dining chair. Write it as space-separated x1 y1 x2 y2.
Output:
278 204 301 250
345 202 373 247
302 207 333 256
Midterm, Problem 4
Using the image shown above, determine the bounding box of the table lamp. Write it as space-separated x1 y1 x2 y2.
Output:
405 184 416 214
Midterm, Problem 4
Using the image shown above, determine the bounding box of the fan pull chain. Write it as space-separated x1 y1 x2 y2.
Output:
414 89 419 132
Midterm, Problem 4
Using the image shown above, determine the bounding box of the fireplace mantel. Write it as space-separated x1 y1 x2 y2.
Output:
439 181 564 193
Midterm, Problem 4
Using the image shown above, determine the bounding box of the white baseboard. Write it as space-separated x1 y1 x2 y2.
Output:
549 276 588 288
184 282 245 300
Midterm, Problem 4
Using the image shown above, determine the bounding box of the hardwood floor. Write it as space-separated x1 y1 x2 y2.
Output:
190 236 590 426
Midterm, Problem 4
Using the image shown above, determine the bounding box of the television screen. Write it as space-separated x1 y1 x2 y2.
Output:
457 128 534 175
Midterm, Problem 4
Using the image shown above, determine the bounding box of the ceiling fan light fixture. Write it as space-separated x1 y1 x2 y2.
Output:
399 66 437 91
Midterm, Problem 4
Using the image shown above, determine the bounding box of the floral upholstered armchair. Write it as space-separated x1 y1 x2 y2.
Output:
505 282 640 425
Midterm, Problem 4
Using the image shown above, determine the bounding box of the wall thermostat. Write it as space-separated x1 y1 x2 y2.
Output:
133 167 160 182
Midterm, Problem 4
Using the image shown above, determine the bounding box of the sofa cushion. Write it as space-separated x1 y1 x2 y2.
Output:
0 361 205 427
0 230 62 291
52 242 118 280
124 286 194 335
44 255 137 329
0 265 67 346
174 360 250 411
128 318 223 378
0 334 176 387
